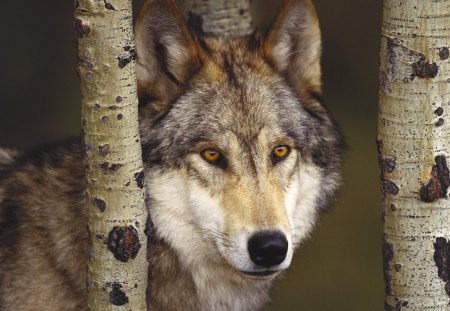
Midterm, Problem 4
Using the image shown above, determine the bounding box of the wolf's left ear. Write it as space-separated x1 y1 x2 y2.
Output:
135 0 202 111
263 0 322 102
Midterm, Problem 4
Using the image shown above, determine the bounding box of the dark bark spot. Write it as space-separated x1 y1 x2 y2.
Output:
117 114 123 120
390 204 397 211
102 116 110 123
446 282 450 296
74 19 90 38
434 237 450 296
82 118 87 126
109 283 128 306
412 59 439 79
108 105 117 110
187 12 205 36
434 238 450 281
98 144 110 156
95 234 106 242
103 0 115 10
439 47 450 60
383 238 394 295
84 142 93 152
380 157 396 173
395 300 408 310
386 38 399 78
78 56 94 69
93 198 107 212
377 139 384 154
385 302 394 311
382 180 399 196
380 71 391 94
420 155 450 202
436 118 445 127
107 226 141 262
100 162 123 172
134 171 145 189
117 48 137 69
116 96 123 103
435 107 444 117
394 263 402 272
118 57 131 69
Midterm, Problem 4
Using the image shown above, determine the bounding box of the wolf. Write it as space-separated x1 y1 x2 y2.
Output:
0 0 343 310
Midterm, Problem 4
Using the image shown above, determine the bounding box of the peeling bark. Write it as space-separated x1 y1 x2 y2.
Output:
378 0 450 309
74 0 147 310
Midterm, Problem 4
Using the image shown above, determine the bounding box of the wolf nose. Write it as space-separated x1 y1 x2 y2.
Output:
248 231 288 267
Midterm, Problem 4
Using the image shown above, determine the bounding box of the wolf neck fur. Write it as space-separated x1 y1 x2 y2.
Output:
148 237 273 311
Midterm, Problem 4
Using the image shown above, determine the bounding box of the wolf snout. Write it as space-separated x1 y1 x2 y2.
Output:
247 231 288 267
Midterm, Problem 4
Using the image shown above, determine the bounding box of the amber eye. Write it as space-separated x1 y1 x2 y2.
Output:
202 149 222 164
272 145 290 162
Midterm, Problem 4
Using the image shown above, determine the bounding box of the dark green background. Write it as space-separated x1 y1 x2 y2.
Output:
0 0 383 310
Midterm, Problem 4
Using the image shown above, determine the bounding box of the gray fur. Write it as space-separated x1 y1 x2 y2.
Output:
0 0 344 310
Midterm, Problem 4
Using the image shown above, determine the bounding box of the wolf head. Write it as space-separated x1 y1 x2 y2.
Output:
135 0 343 279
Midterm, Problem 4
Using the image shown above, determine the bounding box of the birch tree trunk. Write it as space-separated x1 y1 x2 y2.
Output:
178 0 253 37
378 0 450 310
74 0 148 310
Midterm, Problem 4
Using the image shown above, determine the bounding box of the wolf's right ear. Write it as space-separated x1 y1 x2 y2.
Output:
135 0 202 111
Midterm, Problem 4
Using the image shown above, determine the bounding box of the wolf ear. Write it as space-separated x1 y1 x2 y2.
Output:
135 0 202 111
263 0 322 102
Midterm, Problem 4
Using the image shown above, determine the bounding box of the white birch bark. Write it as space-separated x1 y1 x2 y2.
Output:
74 0 148 309
178 0 253 37
378 0 450 310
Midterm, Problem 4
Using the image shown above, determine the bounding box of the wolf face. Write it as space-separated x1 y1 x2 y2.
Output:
135 0 343 283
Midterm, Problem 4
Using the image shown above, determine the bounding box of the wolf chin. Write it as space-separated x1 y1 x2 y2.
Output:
0 0 343 310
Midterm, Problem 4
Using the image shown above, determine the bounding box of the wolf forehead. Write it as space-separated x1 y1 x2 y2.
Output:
139 38 331 169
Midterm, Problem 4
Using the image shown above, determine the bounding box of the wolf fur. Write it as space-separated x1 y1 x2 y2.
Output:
0 0 344 310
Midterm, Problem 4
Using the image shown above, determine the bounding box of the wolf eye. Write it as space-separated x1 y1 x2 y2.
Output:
272 145 290 162
201 149 223 165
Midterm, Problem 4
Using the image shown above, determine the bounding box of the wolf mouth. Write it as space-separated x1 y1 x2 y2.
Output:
241 270 279 277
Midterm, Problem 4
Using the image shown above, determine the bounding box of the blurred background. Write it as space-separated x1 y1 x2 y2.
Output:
0 0 383 310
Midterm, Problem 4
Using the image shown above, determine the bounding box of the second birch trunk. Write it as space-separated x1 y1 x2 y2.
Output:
378 0 450 309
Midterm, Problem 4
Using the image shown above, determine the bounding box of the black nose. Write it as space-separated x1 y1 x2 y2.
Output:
248 231 288 267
